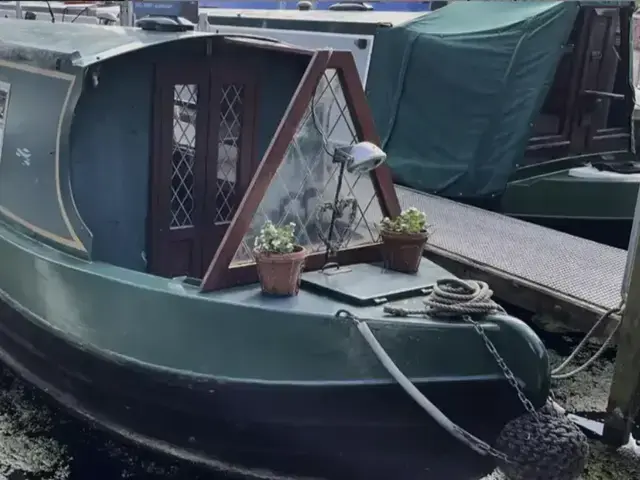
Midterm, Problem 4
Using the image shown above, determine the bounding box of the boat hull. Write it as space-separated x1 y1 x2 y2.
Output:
500 169 637 249
0 300 529 480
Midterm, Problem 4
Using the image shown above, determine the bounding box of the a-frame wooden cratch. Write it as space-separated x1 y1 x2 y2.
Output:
200 50 402 292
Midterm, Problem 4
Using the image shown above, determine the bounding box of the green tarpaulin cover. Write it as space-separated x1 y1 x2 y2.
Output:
367 1 581 198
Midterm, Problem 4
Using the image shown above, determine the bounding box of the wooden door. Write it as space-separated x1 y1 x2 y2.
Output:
201 66 257 270
149 63 211 278
149 61 257 279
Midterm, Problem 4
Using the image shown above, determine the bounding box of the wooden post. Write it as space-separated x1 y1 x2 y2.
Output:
602 189 640 445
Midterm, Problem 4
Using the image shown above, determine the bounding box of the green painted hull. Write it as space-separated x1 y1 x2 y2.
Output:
0 220 551 478
503 171 637 221
501 170 637 248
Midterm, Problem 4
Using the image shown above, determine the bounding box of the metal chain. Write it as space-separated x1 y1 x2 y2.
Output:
452 426 513 463
364 278 593 476
380 278 543 462
463 314 539 420
336 307 516 464
418 279 539 419
339 304 517 464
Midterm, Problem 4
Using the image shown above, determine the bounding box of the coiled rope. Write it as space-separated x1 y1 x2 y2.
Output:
337 278 589 480
382 278 506 318
383 279 625 381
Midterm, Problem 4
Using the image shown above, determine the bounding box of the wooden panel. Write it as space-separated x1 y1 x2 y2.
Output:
201 63 258 275
571 8 620 152
528 11 585 144
148 62 210 278
523 7 630 168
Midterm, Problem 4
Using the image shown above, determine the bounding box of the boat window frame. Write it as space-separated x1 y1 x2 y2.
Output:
199 50 401 292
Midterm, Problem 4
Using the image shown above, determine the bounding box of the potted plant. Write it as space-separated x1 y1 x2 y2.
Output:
253 221 307 296
379 207 429 274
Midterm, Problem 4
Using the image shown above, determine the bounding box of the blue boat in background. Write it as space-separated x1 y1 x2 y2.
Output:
132 2 436 22
198 1 433 11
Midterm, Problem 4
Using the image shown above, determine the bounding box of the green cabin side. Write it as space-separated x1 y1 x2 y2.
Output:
69 40 308 273
0 20 311 275
0 19 400 287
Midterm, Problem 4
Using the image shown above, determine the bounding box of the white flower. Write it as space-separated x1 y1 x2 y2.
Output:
255 220 299 254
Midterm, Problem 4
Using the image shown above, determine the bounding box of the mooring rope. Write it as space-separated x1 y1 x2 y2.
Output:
383 279 625 381
550 301 625 380
338 278 589 480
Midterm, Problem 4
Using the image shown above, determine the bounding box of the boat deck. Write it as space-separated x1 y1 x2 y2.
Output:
396 186 626 332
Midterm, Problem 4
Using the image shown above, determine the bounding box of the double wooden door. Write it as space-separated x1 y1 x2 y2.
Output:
148 61 256 279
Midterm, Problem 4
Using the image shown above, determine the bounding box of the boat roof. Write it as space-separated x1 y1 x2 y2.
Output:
0 18 279 69
204 8 426 29
0 0 99 13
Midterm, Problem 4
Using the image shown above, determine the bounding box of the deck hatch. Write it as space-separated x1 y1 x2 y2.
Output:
300 259 455 306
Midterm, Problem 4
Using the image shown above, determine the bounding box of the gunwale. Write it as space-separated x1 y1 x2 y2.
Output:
0 211 549 393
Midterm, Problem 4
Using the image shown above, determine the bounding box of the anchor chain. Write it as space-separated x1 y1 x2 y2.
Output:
383 280 539 424
342 278 589 480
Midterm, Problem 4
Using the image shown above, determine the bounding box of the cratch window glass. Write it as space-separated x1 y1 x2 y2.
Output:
232 69 383 265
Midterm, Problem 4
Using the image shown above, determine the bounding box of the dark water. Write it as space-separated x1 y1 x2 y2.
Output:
0 366 219 480
528 316 640 441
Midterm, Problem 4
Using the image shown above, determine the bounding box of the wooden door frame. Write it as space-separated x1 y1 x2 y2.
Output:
525 8 595 162
523 7 630 170
570 7 622 153
148 61 212 278
200 59 259 275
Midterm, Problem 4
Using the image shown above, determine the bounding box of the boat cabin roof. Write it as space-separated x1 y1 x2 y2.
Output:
0 18 294 68
204 8 426 29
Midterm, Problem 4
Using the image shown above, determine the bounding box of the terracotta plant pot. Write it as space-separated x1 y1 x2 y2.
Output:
380 230 429 274
254 246 307 296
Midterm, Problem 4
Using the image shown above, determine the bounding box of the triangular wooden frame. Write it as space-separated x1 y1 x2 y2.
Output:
200 50 401 292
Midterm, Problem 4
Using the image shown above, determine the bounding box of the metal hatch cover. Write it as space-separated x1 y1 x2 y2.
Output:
301 259 456 306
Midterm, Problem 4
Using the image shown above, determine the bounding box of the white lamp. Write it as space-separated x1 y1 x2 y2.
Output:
333 141 387 175
321 141 387 268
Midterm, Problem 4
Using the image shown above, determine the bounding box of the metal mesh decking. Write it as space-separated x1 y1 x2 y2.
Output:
396 186 625 311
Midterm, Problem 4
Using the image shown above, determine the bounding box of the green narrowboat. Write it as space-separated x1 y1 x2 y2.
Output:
0 16 551 480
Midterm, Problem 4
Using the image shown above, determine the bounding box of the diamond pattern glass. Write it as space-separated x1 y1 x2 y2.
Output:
232 69 383 265
215 84 244 223
171 84 197 229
